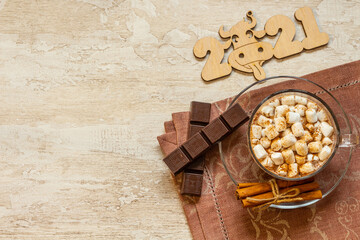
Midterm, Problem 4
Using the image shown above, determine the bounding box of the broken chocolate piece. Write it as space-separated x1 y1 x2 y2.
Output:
163 148 191 175
186 155 205 172
180 172 203 196
201 118 230 144
182 132 210 159
190 101 211 125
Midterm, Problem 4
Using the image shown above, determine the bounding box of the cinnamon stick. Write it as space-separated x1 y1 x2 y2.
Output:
242 189 322 208
236 178 314 199
237 182 261 188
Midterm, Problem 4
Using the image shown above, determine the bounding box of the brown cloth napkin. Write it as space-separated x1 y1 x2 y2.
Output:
157 61 360 240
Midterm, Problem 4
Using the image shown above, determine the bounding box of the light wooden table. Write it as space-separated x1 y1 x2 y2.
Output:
0 0 358 239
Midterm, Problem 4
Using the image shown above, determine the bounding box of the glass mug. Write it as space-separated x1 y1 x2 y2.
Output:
219 76 359 209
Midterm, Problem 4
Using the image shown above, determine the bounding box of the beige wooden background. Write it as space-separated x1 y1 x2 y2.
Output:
0 0 358 239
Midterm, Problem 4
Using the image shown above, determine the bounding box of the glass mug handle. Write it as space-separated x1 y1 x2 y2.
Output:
339 133 359 148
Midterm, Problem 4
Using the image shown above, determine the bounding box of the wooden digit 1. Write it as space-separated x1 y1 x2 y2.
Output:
264 15 303 59
295 6 329 49
193 37 232 81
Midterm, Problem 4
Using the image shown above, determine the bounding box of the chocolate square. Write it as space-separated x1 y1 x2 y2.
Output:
201 118 230 144
182 132 210 159
221 103 249 129
188 124 204 138
163 148 191 175
190 101 211 125
186 155 205 172
181 172 203 196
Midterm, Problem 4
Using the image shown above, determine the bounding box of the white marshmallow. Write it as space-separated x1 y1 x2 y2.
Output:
291 122 305 137
306 108 318 123
264 125 279 140
322 137 333 145
295 140 308 156
261 105 275 117
314 121 321 128
286 112 301 124
276 163 288 176
308 141 322 153
261 156 274 168
307 154 314 161
251 139 259 144
281 128 292 137
271 152 284 165
282 148 295 164
317 109 328 122
314 156 319 161
275 105 289 117
257 115 273 127
253 144 268 160
319 145 332 161
271 137 282 151
274 117 287 132
251 125 262 139
289 106 295 112
294 104 307 116
295 96 308 105
288 163 299 178
295 155 306 165
281 95 295 106
305 123 315 133
269 99 280 107
300 130 313 143
261 128 266 137
299 162 315 174
281 133 297 148
307 102 318 110
260 137 271 149
313 129 323 141
321 122 334 137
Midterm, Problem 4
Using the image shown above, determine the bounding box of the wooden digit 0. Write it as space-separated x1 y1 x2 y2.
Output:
193 37 232 81
295 6 329 49
264 15 303 59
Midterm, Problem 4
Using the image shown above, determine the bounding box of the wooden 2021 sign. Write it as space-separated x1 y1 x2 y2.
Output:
193 7 329 81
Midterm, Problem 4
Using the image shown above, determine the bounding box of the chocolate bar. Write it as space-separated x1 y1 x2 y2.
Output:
181 101 211 196
163 103 249 176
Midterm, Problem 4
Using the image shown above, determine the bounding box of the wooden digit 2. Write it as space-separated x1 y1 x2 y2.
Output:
193 7 329 81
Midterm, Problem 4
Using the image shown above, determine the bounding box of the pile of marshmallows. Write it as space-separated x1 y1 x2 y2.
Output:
250 94 335 178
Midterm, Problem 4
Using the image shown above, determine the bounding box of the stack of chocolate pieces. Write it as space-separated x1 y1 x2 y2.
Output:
161 101 249 196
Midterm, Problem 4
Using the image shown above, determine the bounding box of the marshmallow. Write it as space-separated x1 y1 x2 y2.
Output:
286 112 301 124
308 141 322 153
281 128 292 137
257 115 272 127
281 133 297 148
271 152 284 165
288 163 299 178
306 108 318 123
317 109 328 122
269 99 280 107
319 145 332 161
313 129 323 141
295 140 308 156
271 137 282 151
281 95 295 106
274 117 287 132
275 105 289 117
300 117 307 125
261 156 274 168
305 123 315 133
314 121 321 128
282 148 295 164
251 125 262 139
289 106 295 112
291 122 305 137
295 96 308 105
307 102 318 110
276 163 288 176
251 138 259 144
321 122 334 137
264 125 279 140
307 154 314 161
300 130 313 143
294 104 307 116
299 162 315 175
253 144 268 160
261 105 275 117
295 155 306 165
322 137 333 145
314 156 319 161
260 137 271 149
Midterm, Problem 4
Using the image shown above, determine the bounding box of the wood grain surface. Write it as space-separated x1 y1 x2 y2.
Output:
0 0 358 239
